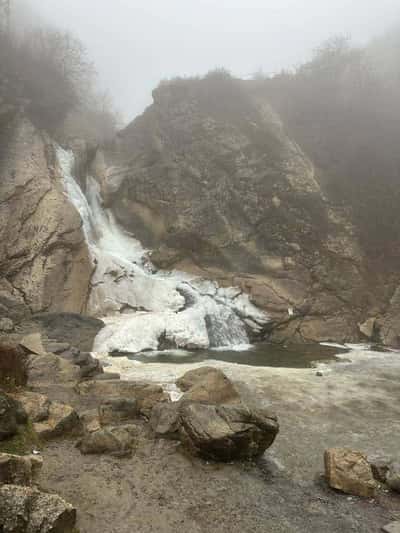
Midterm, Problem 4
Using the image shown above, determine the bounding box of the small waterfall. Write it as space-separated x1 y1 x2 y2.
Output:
58 147 269 354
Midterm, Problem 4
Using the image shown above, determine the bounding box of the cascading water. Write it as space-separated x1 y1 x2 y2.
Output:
58 147 269 354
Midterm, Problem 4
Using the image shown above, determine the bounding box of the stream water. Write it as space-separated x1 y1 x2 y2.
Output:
124 343 347 368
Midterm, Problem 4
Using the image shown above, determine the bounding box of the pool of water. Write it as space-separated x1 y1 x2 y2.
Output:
120 343 349 369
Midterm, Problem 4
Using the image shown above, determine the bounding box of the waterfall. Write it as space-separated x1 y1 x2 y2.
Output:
58 147 269 354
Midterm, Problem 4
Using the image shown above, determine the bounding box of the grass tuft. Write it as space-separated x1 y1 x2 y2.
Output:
0 421 41 456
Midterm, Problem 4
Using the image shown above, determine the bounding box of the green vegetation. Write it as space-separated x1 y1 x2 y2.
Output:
0 421 41 456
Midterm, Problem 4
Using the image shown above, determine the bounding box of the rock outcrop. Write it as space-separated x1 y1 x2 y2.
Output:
95 74 381 344
179 403 279 461
0 113 92 322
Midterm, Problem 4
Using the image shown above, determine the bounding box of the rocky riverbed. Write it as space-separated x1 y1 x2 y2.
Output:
1 341 396 532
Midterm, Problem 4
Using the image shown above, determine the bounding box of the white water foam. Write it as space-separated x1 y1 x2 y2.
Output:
58 147 269 354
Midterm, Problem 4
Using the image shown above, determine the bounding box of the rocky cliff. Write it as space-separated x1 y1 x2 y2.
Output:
0 108 92 323
95 73 389 344
1 72 398 347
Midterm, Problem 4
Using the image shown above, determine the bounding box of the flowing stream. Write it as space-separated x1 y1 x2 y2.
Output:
58 147 270 355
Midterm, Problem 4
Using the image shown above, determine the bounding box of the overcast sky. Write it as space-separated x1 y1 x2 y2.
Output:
23 0 400 122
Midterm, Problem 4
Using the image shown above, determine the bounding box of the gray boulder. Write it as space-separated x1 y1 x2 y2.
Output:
178 403 279 461
150 401 279 461
0 484 76 532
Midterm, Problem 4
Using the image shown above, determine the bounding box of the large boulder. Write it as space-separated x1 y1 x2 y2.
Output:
0 392 27 441
77 424 138 456
0 484 76 532
0 453 42 486
178 403 278 461
324 448 377 498
177 367 240 405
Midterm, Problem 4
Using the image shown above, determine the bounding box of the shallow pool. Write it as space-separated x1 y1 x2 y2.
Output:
121 342 349 369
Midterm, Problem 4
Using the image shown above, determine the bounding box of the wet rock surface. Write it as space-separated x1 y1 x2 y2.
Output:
179 403 279 461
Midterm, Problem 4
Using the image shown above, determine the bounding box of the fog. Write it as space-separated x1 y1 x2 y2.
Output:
22 0 400 121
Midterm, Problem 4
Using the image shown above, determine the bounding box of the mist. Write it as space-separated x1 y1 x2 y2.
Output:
18 0 400 120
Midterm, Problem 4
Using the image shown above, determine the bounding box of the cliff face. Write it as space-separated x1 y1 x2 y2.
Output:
0 110 92 322
97 75 385 344
1 74 398 347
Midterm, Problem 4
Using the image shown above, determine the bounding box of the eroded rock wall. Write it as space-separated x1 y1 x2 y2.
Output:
95 77 382 344
0 113 92 321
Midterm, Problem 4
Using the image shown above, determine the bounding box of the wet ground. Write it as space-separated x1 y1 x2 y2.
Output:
37 345 400 532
